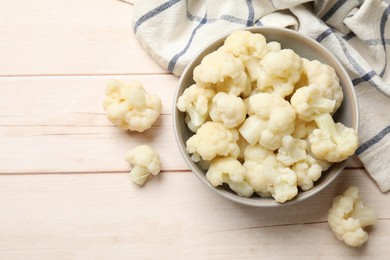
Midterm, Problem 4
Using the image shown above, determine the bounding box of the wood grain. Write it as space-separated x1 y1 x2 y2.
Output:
0 0 165 76
0 76 363 174
0 75 188 173
0 0 383 258
0 170 387 259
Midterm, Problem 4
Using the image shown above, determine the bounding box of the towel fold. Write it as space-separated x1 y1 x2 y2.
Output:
132 0 390 192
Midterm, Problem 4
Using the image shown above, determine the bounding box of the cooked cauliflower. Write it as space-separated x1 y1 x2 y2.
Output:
238 115 268 145
207 157 254 197
193 49 249 96
244 144 298 202
209 92 247 128
246 49 303 98
125 145 161 186
302 58 343 111
262 158 298 203
276 135 307 166
292 155 323 191
309 113 358 162
177 84 215 132
240 93 296 150
176 30 355 203
243 144 275 197
328 186 377 247
292 118 317 139
103 80 162 132
186 121 240 161
237 133 249 161
222 30 268 62
291 84 336 122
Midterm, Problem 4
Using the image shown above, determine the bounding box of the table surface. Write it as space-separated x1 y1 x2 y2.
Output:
1 1 389 259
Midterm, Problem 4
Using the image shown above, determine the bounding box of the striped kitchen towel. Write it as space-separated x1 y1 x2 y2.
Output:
131 0 390 192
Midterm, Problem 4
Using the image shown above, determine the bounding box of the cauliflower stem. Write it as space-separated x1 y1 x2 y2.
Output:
350 207 378 227
314 113 344 145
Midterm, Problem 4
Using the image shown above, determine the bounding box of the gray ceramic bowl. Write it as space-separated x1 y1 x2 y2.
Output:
173 26 359 207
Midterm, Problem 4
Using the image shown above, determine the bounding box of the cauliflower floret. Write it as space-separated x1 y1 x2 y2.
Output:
103 80 162 132
328 186 377 247
309 113 358 162
292 155 323 191
193 49 249 96
302 58 343 111
125 145 161 186
262 158 298 203
266 41 282 52
238 115 268 145
240 93 296 150
292 118 317 139
243 144 275 197
244 144 298 202
245 49 303 98
177 84 215 132
291 84 336 122
276 135 307 166
222 30 268 62
186 121 240 161
237 133 249 161
209 92 247 128
206 157 254 197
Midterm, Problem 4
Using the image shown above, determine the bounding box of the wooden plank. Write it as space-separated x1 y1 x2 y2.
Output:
0 75 186 173
0 170 387 258
0 0 165 76
0 75 364 173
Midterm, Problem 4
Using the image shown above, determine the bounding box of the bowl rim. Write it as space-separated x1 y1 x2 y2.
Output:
173 26 359 207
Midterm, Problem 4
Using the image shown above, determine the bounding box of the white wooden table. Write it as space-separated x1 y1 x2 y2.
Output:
0 1 389 259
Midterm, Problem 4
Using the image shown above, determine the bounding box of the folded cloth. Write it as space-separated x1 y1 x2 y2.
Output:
132 0 390 192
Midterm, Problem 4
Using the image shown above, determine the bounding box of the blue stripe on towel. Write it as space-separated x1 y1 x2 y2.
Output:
246 0 255 27
316 28 390 97
364 38 390 45
352 70 377 86
316 28 333 42
321 0 347 22
134 0 181 32
379 6 390 77
185 0 247 25
343 32 355 41
167 13 208 72
356 124 390 155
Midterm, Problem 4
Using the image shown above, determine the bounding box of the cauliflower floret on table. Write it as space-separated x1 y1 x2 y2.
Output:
290 84 336 122
125 145 161 186
193 49 249 96
206 157 254 197
308 113 358 162
186 121 240 161
302 58 343 111
245 49 303 98
328 186 377 247
209 92 247 128
177 84 215 132
240 93 296 150
103 80 162 132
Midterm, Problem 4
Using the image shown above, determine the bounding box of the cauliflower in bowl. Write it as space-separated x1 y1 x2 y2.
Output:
176 29 358 204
